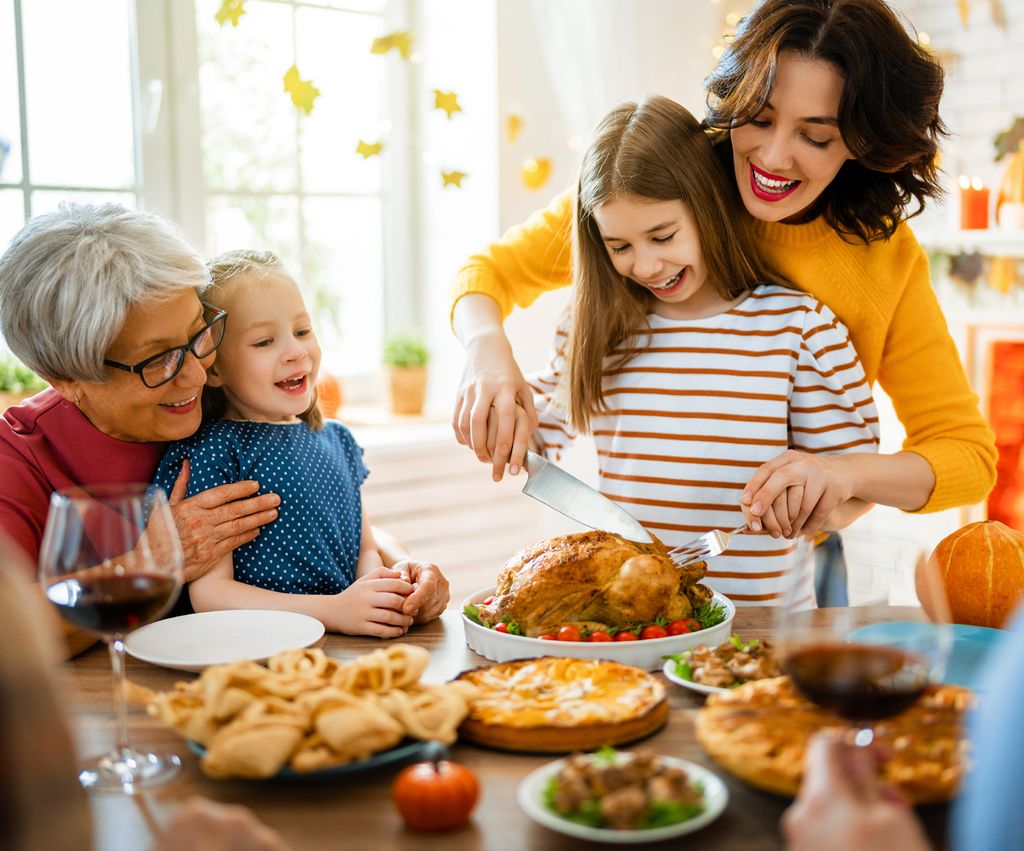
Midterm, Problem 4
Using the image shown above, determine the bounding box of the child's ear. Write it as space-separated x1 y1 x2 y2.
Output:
206 364 225 388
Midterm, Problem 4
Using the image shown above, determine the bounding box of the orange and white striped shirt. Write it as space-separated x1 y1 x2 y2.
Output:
529 285 880 605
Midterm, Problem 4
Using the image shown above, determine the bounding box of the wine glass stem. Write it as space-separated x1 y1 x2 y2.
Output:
108 637 131 755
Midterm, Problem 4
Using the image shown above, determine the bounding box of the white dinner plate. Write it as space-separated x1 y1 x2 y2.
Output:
125 609 325 671
518 752 728 844
661 658 730 696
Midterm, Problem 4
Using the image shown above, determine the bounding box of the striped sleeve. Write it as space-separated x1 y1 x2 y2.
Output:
526 316 578 460
790 300 880 454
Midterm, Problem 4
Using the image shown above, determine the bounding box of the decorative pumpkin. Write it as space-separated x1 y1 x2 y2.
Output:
929 521 1024 628
315 373 343 419
392 759 479 831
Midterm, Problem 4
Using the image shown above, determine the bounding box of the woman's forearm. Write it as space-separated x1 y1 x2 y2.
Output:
452 292 506 347
842 451 936 512
371 525 409 568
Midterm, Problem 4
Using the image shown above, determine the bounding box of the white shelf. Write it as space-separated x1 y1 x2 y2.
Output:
912 227 1024 256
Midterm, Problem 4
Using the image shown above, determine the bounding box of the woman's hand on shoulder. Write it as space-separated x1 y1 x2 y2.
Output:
453 329 538 482
742 451 856 539
332 567 414 638
395 559 450 624
154 797 291 851
167 459 281 582
781 732 931 851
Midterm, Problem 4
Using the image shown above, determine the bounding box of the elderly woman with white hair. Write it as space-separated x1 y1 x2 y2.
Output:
0 203 280 656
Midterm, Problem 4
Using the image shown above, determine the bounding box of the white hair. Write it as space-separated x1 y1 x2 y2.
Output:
0 203 208 382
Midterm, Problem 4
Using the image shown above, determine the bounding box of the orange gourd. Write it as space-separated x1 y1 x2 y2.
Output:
316 373 343 418
392 759 479 831
930 521 1024 628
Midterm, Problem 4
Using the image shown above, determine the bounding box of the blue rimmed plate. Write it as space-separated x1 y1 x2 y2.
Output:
186 737 433 781
848 621 1007 690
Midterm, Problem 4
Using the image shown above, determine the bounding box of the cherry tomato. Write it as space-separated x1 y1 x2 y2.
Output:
493 622 509 633
666 619 692 636
538 633 557 641
614 630 639 641
482 596 494 606
640 625 668 640
683 617 702 632
588 630 612 642
556 625 581 642
392 760 480 831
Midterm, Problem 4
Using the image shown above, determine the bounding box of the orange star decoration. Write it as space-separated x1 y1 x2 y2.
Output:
370 31 415 60
215 0 246 27
506 113 524 143
441 170 467 188
521 157 552 191
283 65 320 115
434 90 462 120
355 139 383 159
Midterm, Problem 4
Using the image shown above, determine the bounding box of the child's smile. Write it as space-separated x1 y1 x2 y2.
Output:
208 270 322 423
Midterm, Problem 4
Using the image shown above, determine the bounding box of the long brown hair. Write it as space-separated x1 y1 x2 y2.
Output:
705 0 947 243
566 95 785 433
203 249 324 430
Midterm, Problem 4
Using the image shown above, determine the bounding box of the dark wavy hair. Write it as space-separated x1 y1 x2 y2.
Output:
705 0 947 243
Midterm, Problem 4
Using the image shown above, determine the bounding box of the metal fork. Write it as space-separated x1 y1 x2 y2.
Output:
668 525 747 569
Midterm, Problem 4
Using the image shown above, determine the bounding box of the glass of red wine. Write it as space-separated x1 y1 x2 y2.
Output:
39 483 183 793
775 544 952 746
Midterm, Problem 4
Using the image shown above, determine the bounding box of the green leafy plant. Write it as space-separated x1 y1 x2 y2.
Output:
382 333 429 368
0 354 47 394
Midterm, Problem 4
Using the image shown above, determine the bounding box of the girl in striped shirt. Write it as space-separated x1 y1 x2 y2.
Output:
528 96 879 605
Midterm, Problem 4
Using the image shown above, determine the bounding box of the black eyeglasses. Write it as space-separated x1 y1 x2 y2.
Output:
104 301 227 388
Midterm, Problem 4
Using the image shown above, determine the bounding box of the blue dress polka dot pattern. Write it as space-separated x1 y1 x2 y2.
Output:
153 420 368 595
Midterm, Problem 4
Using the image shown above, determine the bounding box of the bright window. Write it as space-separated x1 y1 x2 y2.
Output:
0 0 412 379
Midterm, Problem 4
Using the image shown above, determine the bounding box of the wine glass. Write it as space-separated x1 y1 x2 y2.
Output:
39 483 183 793
774 540 952 746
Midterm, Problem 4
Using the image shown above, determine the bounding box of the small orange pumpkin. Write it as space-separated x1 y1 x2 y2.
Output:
392 759 479 831
930 520 1024 628
316 373 343 418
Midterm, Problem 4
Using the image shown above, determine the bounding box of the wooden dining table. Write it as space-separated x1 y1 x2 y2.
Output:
62 606 951 851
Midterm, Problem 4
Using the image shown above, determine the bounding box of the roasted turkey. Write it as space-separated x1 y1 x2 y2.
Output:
478 530 712 637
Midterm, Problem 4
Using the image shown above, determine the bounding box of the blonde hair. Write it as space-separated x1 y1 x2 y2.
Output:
566 95 787 432
204 249 324 429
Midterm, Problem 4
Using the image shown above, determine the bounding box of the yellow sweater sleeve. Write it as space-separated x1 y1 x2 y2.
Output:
876 247 997 513
450 189 574 325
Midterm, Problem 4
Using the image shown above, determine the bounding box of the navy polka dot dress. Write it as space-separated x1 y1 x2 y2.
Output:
153 420 368 594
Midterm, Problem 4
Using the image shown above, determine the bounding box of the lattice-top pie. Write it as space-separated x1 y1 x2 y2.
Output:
457 657 668 752
696 676 973 803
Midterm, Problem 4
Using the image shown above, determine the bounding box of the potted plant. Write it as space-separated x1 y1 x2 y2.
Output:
382 333 429 415
0 353 47 411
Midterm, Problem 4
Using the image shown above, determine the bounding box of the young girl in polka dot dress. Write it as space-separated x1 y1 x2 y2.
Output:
154 250 449 637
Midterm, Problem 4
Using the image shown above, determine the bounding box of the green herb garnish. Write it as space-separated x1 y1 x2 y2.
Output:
694 602 727 630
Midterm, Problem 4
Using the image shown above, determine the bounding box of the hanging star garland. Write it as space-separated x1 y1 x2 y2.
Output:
506 113 524 144
441 170 467 188
958 0 970 27
370 31 415 60
356 139 383 159
283 65 320 115
433 90 462 120
949 251 984 285
521 157 552 190
215 0 246 27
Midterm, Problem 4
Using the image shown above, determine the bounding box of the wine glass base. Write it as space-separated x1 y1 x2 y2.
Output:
78 748 182 794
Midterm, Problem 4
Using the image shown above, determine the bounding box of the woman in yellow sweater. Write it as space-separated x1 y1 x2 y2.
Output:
451 0 995 538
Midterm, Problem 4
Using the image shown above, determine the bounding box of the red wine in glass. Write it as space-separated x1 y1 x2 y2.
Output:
783 642 931 721
39 483 183 793
46 572 178 634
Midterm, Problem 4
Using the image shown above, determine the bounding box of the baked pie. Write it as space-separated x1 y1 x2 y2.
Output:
695 676 972 803
457 657 668 752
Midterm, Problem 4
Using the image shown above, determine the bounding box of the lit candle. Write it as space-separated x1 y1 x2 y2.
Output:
960 175 990 230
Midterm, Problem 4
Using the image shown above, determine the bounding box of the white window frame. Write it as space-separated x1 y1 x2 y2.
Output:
138 0 422 395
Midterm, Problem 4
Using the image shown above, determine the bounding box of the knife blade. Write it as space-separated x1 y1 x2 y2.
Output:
522 450 652 543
